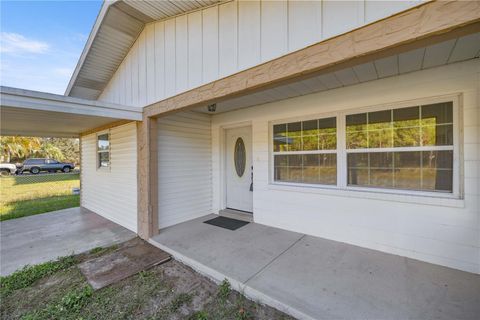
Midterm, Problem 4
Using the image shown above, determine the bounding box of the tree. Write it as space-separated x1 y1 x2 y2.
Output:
0 136 41 162
0 136 79 164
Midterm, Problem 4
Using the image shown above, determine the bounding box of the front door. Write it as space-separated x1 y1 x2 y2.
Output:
225 126 253 212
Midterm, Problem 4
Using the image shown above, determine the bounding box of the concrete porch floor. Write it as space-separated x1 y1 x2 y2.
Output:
150 214 480 320
0 207 136 276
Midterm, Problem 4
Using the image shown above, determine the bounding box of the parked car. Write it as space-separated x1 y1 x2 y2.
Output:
0 163 17 176
19 158 75 174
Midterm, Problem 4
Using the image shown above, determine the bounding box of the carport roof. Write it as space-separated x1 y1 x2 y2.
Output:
0 86 142 137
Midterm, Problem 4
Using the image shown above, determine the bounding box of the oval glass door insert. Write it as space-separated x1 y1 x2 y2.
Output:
234 137 246 177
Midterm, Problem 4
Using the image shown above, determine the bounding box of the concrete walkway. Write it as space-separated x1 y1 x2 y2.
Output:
0 207 135 276
150 214 480 320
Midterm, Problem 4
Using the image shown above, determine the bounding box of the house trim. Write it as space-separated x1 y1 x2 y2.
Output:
144 0 480 118
79 120 134 137
137 117 159 239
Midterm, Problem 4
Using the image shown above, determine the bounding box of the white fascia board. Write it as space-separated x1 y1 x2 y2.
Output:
64 0 117 96
0 86 142 121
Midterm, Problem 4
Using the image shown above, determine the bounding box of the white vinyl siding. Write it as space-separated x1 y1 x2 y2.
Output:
211 60 480 274
81 122 137 232
157 111 213 229
98 0 422 107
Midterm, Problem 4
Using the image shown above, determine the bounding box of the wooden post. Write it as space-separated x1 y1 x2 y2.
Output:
137 115 158 239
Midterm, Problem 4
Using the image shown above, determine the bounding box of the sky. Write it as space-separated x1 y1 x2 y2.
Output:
0 0 102 94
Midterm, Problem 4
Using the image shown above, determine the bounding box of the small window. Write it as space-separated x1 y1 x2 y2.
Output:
273 116 337 185
97 133 110 168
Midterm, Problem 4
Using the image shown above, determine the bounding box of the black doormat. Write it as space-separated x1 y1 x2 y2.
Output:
203 216 249 230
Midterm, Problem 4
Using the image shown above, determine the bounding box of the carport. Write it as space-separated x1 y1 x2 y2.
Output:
0 86 142 138
0 86 142 274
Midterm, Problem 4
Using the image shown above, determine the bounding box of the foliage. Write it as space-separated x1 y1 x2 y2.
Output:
0 137 41 163
217 279 232 301
22 285 93 320
169 293 193 312
0 255 76 297
189 311 209 320
0 136 79 164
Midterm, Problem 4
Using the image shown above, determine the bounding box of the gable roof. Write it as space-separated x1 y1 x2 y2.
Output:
65 0 222 100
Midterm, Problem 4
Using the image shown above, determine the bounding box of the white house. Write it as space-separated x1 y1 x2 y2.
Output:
1 0 479 278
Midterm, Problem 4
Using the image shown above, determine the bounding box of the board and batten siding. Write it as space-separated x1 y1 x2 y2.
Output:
157 111 213 229
98 0 422 107
81 122 138 232
211 59 480 274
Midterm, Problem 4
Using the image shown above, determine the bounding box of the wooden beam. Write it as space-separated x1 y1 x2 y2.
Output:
137 116 158 239
144 0 480 118
79 120 133 137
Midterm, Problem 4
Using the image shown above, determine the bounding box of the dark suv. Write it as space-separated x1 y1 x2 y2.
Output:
20 158 75 174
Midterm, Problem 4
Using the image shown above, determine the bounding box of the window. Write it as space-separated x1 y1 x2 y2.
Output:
234 138 246 177
346 102 453 192
270 98 457 196
273 117 337 185
26 159 45 165
97 133 110 168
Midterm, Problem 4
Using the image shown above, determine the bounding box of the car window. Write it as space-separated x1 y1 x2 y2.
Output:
28 159 45 165
46 159 58 164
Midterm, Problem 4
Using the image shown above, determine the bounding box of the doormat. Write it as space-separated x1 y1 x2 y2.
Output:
78 239 171 290
203 216 249 230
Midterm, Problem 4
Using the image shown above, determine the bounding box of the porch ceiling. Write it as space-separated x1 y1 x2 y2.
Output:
193 32 480 114
65 0 223 100
0 86 142 137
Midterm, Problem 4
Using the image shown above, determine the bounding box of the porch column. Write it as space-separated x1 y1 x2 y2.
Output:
137 115 158 239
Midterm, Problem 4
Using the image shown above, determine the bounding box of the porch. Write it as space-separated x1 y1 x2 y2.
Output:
150 214 480 320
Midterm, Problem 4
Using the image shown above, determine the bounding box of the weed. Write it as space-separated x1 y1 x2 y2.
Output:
190 310 209 320
21 285 93 319
58 285 93 313
170 292 193 312
217 279 231 301
89 246 104 254
236 307 253 320
0 255 76 297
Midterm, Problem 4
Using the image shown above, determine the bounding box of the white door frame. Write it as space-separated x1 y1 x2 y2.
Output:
219 121 253 213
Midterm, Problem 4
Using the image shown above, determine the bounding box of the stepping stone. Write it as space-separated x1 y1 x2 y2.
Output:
79 240 170 290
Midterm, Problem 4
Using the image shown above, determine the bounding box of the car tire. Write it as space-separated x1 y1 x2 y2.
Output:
31 167 40 174
62 166 71 173
0 169 10 176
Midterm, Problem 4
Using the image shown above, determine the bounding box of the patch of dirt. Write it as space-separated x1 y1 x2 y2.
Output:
1 238 295 320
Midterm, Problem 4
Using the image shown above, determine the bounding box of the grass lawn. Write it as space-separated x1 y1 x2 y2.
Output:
0 239 293 320
0 174 80 221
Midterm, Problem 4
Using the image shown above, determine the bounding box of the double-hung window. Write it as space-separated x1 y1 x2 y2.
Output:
273 117 337 185
97 133 110 168
270 98 457 196
346 102 454 193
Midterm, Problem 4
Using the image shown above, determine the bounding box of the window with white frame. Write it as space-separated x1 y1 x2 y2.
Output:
273 117 337 185
346 102 454 193
271 99 456 195
97 133 110 168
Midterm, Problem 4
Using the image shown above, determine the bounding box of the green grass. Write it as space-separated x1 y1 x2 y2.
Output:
0 255 76 297
1 241 293 320
0 174 80 221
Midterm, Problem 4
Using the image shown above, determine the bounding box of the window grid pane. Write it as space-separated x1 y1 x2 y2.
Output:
274 153 337 185
273 117 337 185
347 150 453 192
346 102 453 149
